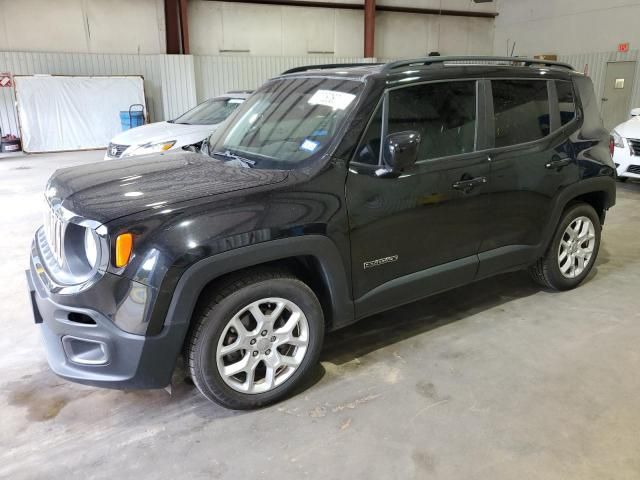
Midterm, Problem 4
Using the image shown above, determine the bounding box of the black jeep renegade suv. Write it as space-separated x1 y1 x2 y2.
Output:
27 57 616 409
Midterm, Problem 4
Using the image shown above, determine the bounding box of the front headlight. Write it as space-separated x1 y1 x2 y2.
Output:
124 140 176 157
84 228 99 269
59 223 103 280
611 130 624 148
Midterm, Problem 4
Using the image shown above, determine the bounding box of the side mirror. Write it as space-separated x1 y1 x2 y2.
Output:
380 131 421 176
183 144 199 153
630 108 640 118
182 140 204 153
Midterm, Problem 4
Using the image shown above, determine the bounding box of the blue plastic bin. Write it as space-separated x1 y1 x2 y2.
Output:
119 105 145 131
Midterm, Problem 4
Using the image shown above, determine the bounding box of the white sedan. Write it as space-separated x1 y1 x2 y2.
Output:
105 91 251 160
611 108 640 181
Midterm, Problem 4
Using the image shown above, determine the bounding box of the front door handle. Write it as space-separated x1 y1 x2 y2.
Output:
452 176 487 192
545 158 571 170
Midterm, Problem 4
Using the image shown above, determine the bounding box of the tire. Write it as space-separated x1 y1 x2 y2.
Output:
617 176 628 182
529 203 601 291
185 269 324 409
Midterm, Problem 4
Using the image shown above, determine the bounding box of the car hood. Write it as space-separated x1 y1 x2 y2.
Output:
110 121 217 146
46 151 289 224
613 116 640 139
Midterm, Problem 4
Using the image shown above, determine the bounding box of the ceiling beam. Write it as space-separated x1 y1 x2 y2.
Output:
364 0 375 58
165 0 191 54
165 0 181 54
179 0 190 54
377 5 496 18
213 1 498 19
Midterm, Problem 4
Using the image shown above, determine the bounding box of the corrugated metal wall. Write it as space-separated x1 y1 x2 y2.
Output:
559 50 640 111
0 51 164 137
0 52 376 137
159 55 197 120
5 50 639 142
193 55 378 102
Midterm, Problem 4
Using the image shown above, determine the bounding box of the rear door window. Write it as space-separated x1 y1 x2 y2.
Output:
387 81 477 161
491 80 550 148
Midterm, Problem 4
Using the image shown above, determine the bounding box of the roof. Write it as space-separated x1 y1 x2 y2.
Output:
278 56 580 82
214 91 253 100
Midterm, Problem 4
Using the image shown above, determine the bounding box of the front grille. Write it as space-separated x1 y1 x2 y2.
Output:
106 142 129 158
43 205 66 266
627 164 640 175
628 138 640 156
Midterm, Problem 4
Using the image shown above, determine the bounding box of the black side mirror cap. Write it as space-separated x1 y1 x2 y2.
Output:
380 131 421 177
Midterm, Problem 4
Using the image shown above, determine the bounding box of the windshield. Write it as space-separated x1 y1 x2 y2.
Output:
206 77 363 170
173 97 244 125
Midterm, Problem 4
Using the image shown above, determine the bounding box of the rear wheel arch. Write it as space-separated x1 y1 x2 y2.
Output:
567 190 609 224
530 202 601 290
539 178 614 255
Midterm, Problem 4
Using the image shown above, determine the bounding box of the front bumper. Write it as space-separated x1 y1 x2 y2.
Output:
613 146 640 178
27 238 188 390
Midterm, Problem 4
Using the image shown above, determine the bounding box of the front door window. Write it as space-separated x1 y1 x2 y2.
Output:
387 81 477 161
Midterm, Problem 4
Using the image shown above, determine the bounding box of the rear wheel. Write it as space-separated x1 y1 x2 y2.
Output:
529 203 601 291
185 270 324 409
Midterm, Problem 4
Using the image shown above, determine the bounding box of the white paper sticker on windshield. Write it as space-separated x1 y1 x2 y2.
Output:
300 139 319 152
228 98 244 104
308 90 356 110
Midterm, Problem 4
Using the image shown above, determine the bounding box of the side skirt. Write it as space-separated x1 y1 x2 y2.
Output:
354 255 478 320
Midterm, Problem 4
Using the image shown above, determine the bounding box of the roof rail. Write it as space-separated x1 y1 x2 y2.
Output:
382 56 574 72
282 63 382 75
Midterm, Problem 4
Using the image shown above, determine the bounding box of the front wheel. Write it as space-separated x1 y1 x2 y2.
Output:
529 203 601 291
185 270 324 409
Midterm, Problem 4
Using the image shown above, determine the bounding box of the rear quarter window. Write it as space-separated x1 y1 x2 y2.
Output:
556 80 577 126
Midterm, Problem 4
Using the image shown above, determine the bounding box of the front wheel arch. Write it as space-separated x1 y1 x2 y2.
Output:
156 235 354 337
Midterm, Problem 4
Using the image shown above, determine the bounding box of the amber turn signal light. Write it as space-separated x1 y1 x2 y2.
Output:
115 233 133 267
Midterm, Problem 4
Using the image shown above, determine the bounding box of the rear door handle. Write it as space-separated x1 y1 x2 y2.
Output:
545 158 571 169
452 176 487 191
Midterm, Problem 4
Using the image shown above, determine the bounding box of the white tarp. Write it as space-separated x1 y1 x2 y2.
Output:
14 75 146 153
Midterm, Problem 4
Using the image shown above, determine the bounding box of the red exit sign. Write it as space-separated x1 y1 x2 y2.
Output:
618 42 630 53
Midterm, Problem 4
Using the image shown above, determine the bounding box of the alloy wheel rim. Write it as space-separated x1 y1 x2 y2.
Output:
557 216 596 279
215 297 310 394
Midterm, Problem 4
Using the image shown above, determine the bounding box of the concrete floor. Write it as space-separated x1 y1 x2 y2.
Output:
1 150 640 480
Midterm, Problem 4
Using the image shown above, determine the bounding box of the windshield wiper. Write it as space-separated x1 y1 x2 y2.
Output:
211 150 256 168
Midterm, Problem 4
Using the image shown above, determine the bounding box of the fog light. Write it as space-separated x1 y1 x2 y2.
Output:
62 336 109 365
